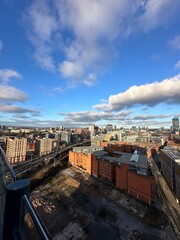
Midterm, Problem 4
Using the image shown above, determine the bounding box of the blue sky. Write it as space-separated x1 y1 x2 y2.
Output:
0 0 180 128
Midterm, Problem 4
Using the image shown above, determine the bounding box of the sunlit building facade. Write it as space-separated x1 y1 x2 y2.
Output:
6 137 27 164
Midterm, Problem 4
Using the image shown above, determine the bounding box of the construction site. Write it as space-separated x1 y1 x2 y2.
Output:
29 165 177 240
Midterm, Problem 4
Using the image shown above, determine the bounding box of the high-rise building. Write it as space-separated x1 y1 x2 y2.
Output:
35 138 53 156
89 124 95 139
89 124 95 133
172 117 179 132
106 124 113 132
6 137 27 164
60 131 71 144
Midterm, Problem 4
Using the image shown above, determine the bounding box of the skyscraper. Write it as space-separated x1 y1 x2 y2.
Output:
172 117 179 132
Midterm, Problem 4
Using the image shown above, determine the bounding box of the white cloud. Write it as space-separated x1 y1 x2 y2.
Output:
139 0 180 32
25 0 58 71
93 103 109 111
34 50 56 72
169 35 180 50
83 73 96 86
0 40 3 50
130 114 170 120
59 110 133 123
25 0 180 87
175 60 180 69
0 69 22 83
94 75 180 111
60 61 84 79
100 99 108 103
53 87 64 93
0 85 27 101
0 104 36 113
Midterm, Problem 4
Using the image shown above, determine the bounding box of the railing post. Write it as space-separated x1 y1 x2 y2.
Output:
3 179 30 240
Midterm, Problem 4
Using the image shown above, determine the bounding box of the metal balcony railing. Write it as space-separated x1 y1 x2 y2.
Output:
0 146 51 240
0 146 16 183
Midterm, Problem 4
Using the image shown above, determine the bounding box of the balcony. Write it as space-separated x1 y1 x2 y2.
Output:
0 146 51 240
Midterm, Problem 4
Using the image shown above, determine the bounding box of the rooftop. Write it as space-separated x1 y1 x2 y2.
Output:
93 150 148 169
72 146 104 154
161 147 180 166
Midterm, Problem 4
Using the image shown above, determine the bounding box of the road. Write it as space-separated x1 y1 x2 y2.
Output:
149 158 180 239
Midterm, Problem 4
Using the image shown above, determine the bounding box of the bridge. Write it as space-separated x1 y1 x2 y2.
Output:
13 140 90 175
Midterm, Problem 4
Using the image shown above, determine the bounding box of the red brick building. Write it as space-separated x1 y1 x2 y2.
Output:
69 146 155 204
69 146 104 174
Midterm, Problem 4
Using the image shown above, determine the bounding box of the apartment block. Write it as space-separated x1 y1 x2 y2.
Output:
69 151 92 174
69 146 104 174
6 137 27 164
35 138 53 156
160 147 180 201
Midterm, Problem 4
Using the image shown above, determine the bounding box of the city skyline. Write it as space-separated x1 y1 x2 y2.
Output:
0 0 180 128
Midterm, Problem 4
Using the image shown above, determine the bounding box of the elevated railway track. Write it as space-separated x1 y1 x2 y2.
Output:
13 141 90 175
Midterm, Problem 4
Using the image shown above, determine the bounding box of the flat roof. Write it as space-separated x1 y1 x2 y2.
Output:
119 152 148 169
161 147 180 166
72 146 104 154
94 150 148 169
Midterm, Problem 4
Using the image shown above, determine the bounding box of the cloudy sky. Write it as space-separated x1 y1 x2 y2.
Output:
0 0 180 128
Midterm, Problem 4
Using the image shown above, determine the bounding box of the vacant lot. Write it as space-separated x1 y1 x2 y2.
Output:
30 167 177 240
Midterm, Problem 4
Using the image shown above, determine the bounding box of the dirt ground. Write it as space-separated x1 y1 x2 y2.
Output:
30 166 177 240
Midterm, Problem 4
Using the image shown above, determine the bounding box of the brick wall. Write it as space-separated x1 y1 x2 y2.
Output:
128 171 155 204
116 163 129 190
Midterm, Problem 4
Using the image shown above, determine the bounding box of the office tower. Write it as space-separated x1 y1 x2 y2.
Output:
172 117 179 132
6 137 27 164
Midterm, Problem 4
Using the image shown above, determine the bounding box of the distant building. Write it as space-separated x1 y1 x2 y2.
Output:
106 124 113 132
132 126 137 132
6 137 27 164
89 124 95 139
60 131 71 144
172 117 179 132
71 133 82 144
160 147 180 202
91 134 111 147
89 124 95 133
35 138 53 156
